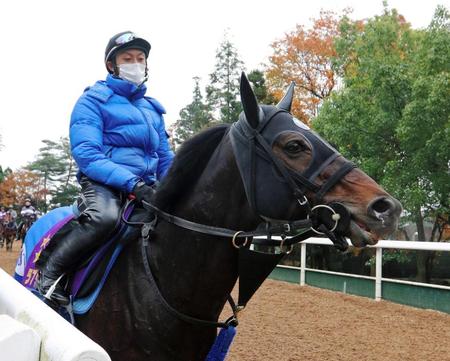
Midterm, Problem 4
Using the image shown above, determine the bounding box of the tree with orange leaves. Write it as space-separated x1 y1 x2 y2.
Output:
266 10 348 124
0 169 45 208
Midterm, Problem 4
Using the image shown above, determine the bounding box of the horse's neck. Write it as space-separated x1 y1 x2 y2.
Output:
149 142 257 321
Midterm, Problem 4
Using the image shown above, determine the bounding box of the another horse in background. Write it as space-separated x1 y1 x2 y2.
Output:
1 219 16 251
17 214 37 244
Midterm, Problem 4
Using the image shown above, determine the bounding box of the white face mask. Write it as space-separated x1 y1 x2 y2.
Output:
118 63 147 86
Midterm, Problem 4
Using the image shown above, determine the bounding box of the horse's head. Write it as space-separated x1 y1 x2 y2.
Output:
230 73 402 247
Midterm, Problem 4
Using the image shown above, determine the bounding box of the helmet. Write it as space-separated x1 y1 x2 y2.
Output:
25 198 31 202
105 31 151 73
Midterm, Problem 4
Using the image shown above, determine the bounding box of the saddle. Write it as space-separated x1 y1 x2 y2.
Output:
14 201 152 316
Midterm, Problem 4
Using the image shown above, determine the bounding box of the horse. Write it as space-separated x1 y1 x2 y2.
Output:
17 214 37 244
0 221 4 248
45 73 400 361
2 220 16 251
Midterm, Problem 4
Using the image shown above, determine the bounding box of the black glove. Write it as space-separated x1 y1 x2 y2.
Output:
132 181 155 204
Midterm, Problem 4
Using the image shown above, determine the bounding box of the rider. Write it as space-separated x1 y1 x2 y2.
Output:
6 206 17 226
16 198 38 240
36 31 174 305
0 207 6 222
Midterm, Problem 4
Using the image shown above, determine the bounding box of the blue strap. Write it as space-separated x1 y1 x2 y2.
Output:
205 326 237 361
72 243 124 314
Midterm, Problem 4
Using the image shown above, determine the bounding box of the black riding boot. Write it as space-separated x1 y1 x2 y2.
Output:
36 175 122 306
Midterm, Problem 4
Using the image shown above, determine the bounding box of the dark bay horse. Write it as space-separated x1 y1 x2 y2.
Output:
1 217 16 251
75 73 402 360
17 214 37 244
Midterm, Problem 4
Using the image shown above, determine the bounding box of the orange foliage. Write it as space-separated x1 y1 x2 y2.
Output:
266 10 347 124
0 169 46 207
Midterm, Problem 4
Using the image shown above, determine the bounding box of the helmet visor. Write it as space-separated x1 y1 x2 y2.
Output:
115 32 137 46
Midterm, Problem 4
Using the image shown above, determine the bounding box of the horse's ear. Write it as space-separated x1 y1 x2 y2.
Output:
277 82 295 112
240 72 261 129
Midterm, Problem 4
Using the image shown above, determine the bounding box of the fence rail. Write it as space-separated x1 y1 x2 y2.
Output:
266 237 450 313
0 268 111 361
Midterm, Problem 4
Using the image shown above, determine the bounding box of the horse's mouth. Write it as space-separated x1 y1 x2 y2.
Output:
348 219 381 247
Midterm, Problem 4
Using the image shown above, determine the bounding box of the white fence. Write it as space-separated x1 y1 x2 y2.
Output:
0 268 111 361
278 237 450 301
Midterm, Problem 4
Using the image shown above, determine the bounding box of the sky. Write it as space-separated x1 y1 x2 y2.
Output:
0 0 447 171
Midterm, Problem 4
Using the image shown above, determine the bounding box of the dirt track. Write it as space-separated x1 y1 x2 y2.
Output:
1 241 449 361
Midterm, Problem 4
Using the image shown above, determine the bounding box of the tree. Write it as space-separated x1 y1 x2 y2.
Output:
172 77 212 147
206 34 245 123
0 166 12 183
266 10 346 124
314 5 450 282
0 169 43 207
27 137 79 211
247 69 276 105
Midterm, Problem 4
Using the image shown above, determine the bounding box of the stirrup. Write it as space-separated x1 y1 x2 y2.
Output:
43 274 65 299
41 274 69 305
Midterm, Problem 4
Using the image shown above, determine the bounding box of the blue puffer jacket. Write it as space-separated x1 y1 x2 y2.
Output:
70 74 174 193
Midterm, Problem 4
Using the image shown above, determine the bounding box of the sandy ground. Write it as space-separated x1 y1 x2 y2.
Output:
1 241 449 361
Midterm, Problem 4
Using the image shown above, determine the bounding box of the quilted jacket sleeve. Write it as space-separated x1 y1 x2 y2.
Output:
70 95 141 193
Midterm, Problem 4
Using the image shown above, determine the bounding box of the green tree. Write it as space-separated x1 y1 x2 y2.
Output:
314 5 450 282
27 137 79 211
206 34 244 123
172 77 212 147
49 137 79 208
0 166 12 183
247 69 276 105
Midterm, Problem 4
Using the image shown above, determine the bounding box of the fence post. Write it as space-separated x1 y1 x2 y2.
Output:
375 247 382 301
300 243 306 286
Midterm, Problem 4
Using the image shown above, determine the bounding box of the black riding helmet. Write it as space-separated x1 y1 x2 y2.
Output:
104 31 151 74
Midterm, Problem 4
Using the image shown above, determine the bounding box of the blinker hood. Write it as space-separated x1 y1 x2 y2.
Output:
230 106 339 220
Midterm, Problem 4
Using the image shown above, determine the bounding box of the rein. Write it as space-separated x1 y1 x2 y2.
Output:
130 104 356 343
142 200 312 247
140 237 240 329
132 108 356 333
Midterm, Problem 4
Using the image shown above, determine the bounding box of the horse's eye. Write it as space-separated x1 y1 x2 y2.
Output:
284 140 305 154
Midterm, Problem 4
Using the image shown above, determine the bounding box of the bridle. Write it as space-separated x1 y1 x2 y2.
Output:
228 105 356 248
143 106 355 249
134 77 357 334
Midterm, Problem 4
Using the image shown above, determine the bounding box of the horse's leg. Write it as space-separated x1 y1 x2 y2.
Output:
6 235 12 251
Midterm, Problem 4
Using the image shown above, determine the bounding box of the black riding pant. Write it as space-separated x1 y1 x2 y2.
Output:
43 175 123 275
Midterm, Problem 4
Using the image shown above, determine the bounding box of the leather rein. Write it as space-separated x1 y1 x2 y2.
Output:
135 110 356 330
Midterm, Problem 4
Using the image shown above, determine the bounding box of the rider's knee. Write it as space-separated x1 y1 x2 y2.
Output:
83 206 120 231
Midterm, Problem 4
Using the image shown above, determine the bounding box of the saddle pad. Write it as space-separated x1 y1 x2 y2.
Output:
14 206 75 286
72 242 125 314
14 201 139 317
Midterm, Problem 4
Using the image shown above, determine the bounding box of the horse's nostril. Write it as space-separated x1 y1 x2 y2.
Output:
370 197 393 214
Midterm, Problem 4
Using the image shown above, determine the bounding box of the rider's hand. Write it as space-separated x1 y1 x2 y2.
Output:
132 181 155 204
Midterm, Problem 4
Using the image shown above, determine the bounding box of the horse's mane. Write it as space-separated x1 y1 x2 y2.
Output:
154 124 231 211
